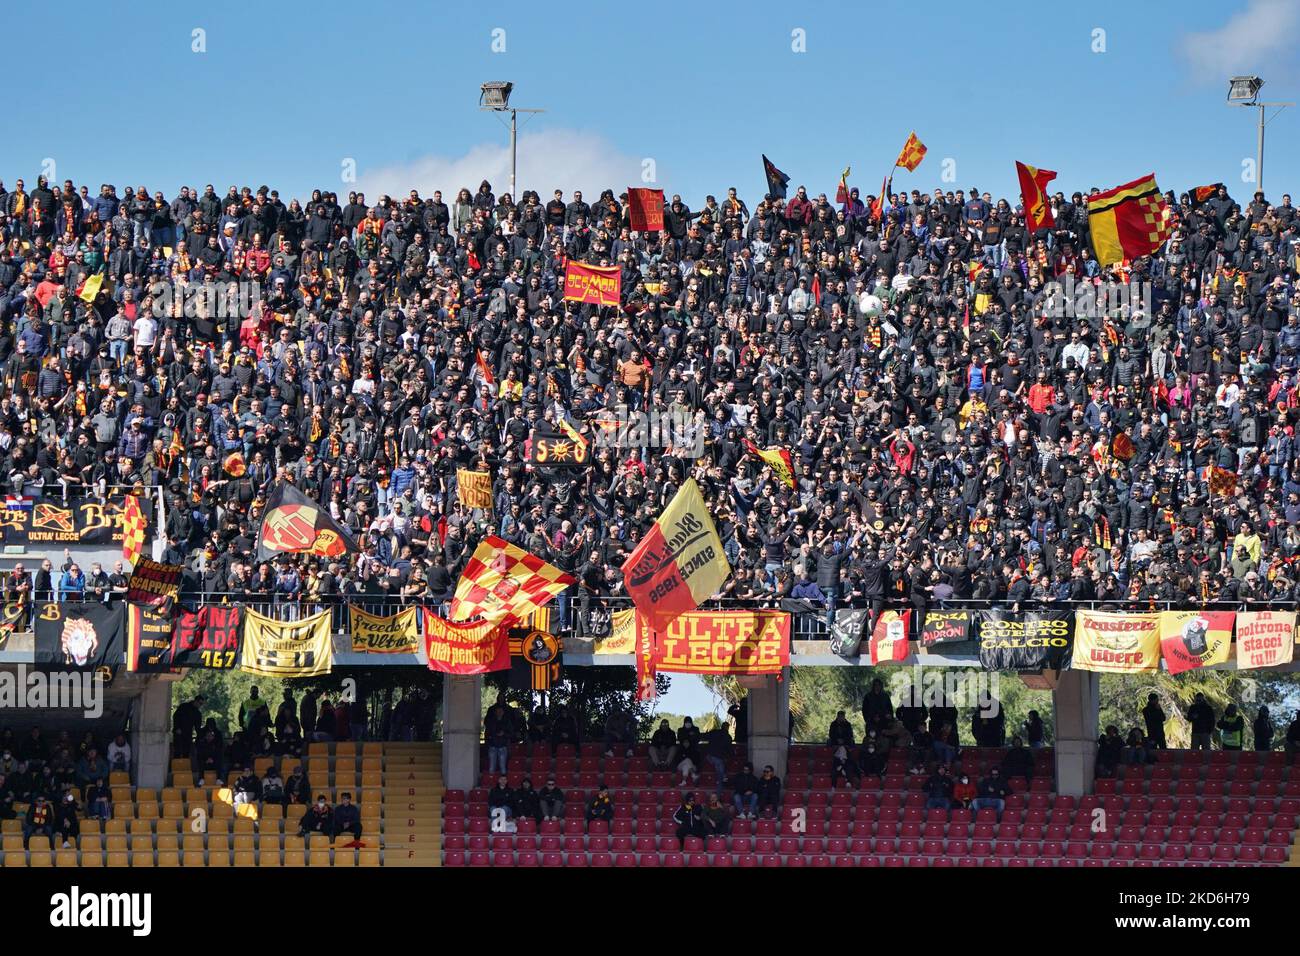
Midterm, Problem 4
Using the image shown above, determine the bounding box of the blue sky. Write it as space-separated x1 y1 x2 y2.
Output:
4 0 1298 209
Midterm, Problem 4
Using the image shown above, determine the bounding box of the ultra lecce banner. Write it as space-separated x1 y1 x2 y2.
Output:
1073 610 1161 673
349 606 420 654
422 610 509 674
241 608 334 677
0 496 141 545
636 609 789 675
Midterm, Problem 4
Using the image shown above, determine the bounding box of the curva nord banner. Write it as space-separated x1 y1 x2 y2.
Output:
978 610 1073 671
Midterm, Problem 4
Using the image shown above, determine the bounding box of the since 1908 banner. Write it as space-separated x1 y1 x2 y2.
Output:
635 609 789 676
562 261 621 307
1073 610 1161 673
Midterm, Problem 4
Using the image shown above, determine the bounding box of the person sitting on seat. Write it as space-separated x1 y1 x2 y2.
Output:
756 764 781 817
952 771 976 809
648 720 678 770
704 792 731 837
1096 725 1125 777
972 767 1010 818
0 772 16 820
299 795 333 837
860 741 887 780
538 776 565 822
515 778 541 823
603 706 637 759
285 764 311 806
84 775 111 820
727 762 760 818
585 782 614 825
551 705 581 754
1000 735 1034 779
53 791 80 849
23 794 54 848
828 710 855 748
831 745 861 789
1123 729 1155 766
232 765 260 806
923 765 953 811
333 792 363 843
261 767 285 806
672 792 707 848
487 774 515 822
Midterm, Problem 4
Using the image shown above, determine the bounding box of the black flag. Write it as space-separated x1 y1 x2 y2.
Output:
256 481 358 562
762 154 790 200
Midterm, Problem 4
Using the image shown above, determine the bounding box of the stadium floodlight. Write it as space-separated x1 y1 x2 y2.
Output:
479 82 545 201
479 81 513 110
1225 76 1291 195
1227 75 1262 103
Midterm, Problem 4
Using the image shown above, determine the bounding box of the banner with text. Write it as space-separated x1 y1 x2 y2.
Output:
978 610 1073 671
1235 610 1296 671
1073 610 1161 674
0 496 143 546
422 610 509 674
921 609 973 647
126 603 178 673
241 608 333 677
349 606 421 654
126 559 183 612
637 609 789 676
562 261 622 307
173 605 243 669
1158 610 1234 675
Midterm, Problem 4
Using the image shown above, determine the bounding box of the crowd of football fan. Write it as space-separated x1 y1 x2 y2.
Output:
1 174 1299 628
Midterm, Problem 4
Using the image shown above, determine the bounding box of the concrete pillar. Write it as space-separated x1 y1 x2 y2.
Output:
132 677 172 790
746 670 790 780
441 674 483 791
1053 669 1100 798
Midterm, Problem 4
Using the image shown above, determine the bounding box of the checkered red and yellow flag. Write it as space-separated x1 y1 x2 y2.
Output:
1087 174 1171 266
121 494 147 564
894 131 927 172
449 535 575 625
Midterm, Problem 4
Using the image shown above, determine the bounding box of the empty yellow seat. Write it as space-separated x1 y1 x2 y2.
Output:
130 836 152 855
307 743 330 756
307 849 331 866
169 758 192 775
207 851 230 867
104 819 127 835
233 834 254 851
361 772 382 788
3 853 26 867
113 802 135 819
128 819 153 836
106 836 129 855
234 850 255 867
1 819 20 834
2 836 23 853
137 802 159 820
29 851 52 867
162 801 185 819
81 850 103 867
282 852 304 867
109 771 130 786
28 835 51 853
361 757 382 773
362 742 383 756
261 804 283 822
157 851 180 867
55 849 78 867
258 850 281 867
333 849 355 867
156 834 179 852
80 834 102 854
131 852 154 867
181 851 205 867
182 834 205 852
160 787 183 803
358 849 380 867
107 851 129 867
335 742 357 759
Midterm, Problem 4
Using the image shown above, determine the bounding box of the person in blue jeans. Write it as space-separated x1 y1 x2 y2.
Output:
727 762 760 818
971 768 1010 820
923 766 954 811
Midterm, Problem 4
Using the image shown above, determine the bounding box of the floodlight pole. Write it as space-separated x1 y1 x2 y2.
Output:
1230 99 1292 196
481 105 546 200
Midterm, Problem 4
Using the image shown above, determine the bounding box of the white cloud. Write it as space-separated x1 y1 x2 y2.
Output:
1178 0 1300 79
355 128 649 202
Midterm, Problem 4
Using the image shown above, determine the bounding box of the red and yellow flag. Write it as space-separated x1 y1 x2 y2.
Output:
121 494 147 564
222 451 247 477
626 188 665 232
835 166 851 204
743 439 795 488
1015 161 1057 233
1087 174 1171 266
1206 464 1237 496
563 261 622 307
1158 610 1233 676
449 535 575 625
894 132 927 172
621 478 731 632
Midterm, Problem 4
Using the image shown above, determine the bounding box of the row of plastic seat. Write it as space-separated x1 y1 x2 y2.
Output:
446 850 1284 867
1 849 382 867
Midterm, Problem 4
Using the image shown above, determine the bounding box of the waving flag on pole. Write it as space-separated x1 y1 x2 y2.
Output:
894 132 927 172
121 494 147 564
1016 161 1058 233
762 154 790 199
1087 174 1171 266
835 166 852 204
622 478 731 632
743 439 795 488
450 535 575 625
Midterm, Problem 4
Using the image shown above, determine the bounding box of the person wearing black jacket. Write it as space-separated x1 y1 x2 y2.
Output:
333 792 363 842
971 767 1011 818
672 792 707 849
727 763 760 818
284 765 311 807
1285 712 1300 765
923 765 954 810
648 719 678 770
755 765 781 816
171 694 204 759
487 775 515 822
862 679 894 733
1001 736 1034 779
538 777 565 822
298 796 333 837
1096 725 1125 777
1254 707 1274 751
1187 694 1216 751
514 779 541 824
1141 694 1167 749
